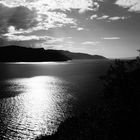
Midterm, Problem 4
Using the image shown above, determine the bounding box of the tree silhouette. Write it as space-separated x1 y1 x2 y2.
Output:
100 59 140 139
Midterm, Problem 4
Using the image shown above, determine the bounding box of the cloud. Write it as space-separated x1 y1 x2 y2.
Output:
82 41 100 45
90 14 98 20
4 34 49 41
102 37 120 40
8 6 37 30
0 3 76 33
108 16 129 20
40 38 74 50
0 0 94 12
35 11 76 31
115 0 140 12
2 24 66 47
0 0 94 29
0 4 37 35
90 14 128 21
97 15 109 20
0 4 38 36
77 27 84 31
0 0 96 42
91 0 133 22
90 14 109 20
3 26 44 41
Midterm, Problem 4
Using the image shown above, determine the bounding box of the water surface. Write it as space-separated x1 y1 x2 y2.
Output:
0 60 110 139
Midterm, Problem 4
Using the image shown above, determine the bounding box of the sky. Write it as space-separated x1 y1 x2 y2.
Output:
0 0 140 58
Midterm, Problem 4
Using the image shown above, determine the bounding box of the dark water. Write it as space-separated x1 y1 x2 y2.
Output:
0 60 110 140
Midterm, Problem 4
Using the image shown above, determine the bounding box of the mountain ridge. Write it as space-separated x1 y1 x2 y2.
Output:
0 45 106 62
58 49 106 60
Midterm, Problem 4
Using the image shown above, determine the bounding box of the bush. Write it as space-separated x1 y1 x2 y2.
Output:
100 59 140 140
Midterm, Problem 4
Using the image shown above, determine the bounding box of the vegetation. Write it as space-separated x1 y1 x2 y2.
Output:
37 58 140 140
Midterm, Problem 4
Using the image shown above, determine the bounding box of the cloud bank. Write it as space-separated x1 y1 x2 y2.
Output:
116 0 140 12
0 0 96 45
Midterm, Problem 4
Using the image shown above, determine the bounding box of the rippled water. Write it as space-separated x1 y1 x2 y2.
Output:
0 60 110 140
0 76 74 140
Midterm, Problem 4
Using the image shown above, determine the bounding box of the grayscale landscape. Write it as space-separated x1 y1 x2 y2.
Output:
0 0 140 140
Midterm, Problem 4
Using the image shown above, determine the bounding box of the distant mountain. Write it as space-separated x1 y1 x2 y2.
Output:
59 50 106 60
0 46 70 62
0 46 106 62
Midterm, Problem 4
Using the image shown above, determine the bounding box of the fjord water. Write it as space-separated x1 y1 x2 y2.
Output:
0 60 110 140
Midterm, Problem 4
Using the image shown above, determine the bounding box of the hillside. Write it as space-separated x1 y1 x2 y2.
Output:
0 46 106 62
59 50 106 60
0 46 70 62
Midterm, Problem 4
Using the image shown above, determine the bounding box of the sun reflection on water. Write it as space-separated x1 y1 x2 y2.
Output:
0 76 73 140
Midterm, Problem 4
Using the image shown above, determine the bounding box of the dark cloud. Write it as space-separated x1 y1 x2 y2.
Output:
85 1 130 18
0 4 12 34
94 1 140 33
97 1 129 17
8 6 37 30
0 4 37 35
84 0 140 34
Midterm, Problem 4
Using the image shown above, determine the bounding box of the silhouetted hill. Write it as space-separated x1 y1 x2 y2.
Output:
59 50 106 60
0 46 106 62
0 46 70 62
